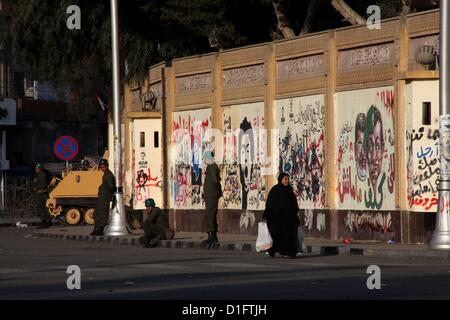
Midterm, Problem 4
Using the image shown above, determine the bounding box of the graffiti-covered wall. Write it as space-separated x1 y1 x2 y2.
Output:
406 80 440 212
170 108 212 209
335 86 396 210
222 102 266 210
275 95 325 209
132 119 163 210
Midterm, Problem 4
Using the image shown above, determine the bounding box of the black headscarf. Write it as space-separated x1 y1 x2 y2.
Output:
264 172 299 214
277 172 290 185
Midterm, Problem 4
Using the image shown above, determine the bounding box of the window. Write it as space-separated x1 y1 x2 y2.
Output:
154 131 159 148
140 132 145 147
422 102 431 125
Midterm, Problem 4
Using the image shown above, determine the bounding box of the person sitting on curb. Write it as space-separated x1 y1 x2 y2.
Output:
139 198 174 248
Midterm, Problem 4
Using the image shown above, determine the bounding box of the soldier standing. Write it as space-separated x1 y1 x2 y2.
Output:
201 151 222 249
91 159 115 236
33 163 51 229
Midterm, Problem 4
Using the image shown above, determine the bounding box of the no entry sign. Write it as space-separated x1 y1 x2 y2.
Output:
53 136 79 161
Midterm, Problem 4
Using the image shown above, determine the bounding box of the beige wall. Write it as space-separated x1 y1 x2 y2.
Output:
123 9 440 221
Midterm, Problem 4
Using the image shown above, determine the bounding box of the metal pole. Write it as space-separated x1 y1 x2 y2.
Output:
430 1 450 250
0 171 4 211
104 0 129 236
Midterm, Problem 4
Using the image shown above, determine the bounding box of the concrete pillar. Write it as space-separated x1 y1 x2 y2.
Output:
165 65 176 229
264 44 276 197
325 30 338 240
213 53 223 232
161 66 169 209
396 17 410 243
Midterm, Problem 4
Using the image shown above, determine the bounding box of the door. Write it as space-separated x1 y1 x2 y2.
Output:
132 119 163 210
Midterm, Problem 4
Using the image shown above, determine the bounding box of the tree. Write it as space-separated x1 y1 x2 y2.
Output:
0 0 440 120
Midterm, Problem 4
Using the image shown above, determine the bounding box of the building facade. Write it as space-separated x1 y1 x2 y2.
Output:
119 9 441 243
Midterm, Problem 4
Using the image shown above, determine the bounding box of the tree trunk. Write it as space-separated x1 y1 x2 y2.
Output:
300 0 324 36
272 0 296 39
330 0 366 25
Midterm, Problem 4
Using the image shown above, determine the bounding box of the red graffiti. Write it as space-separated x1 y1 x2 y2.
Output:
439 194 450 216
377 90 395 118
408 194 439 211
337 166 363 204
135 168 159 202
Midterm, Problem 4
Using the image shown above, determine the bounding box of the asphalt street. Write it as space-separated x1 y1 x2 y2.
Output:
0 228 449 300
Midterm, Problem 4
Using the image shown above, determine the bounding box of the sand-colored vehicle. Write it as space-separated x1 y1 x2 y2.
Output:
46 170 103 225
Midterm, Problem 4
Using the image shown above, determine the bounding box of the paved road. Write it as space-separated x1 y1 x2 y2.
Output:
1 228 449 300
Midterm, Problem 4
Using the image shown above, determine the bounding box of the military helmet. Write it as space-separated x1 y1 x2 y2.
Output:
99 159 109 167
145 198 156 207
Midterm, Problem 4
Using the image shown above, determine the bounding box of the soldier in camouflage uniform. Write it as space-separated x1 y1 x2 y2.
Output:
91 159 116 236
139 198 174 248
33 163 51 228
201 151 222 249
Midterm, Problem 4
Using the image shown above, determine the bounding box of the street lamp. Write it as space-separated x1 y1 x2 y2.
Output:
104 0 129 237
429 0 450 250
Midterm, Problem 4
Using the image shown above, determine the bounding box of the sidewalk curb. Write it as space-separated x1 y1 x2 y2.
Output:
34 231 258 253
33 230 450 259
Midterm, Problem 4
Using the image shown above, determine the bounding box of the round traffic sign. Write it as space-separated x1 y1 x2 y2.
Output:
53 136 79 161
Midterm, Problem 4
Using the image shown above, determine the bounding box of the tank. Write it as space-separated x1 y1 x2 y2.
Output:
46 169 103 225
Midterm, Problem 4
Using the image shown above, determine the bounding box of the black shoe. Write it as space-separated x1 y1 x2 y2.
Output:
201 232 213 247
211 232 219 243
139 235 150 245
90 227 98 236
149 235 161 248
97 226 104 236
268 249 275 258
207 232 219 249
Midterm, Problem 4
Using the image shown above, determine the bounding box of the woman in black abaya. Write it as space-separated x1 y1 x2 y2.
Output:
262 172 300 258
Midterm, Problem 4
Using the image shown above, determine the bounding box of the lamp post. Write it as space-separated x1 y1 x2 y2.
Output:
104 0 129 236
429 0 450 249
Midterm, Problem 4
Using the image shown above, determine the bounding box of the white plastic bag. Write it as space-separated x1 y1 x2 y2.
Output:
256 221 273 252
297 226 307 253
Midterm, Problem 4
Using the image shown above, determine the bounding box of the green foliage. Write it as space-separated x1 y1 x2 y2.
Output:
0 0 440 121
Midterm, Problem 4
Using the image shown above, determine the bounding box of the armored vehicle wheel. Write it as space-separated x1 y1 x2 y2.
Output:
48 204 63 218
84 208 95 225
66 208 82 225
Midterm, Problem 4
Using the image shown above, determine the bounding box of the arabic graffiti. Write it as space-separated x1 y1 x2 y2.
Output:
171 109 211 209
276 95 325 209
407 125 440 212
222 102 266 210
344 211 394 233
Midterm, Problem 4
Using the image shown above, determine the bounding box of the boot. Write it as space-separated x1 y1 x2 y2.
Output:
201 232 213 247
147 235 161 248
90 227 98 236
139 235 150 246
97 226 104 236
207 232 219 250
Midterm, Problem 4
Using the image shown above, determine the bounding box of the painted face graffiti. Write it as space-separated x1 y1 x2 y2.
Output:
354 113 367 181
365 106 384 192
238 117 255 210
336 87 395 211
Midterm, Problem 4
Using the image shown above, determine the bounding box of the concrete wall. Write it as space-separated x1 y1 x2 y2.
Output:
170 108 212 209
122 9 441 243
406 80 440 212
335 86 396 211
